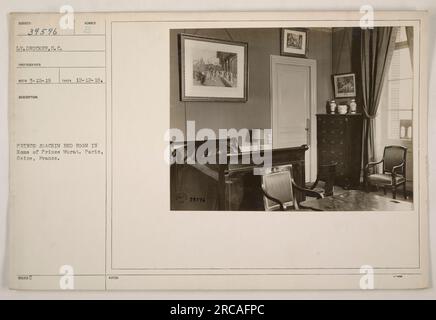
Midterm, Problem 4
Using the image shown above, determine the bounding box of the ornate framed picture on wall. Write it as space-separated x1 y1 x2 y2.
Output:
179 33 248 102
332 72 357 98
280 28 308 57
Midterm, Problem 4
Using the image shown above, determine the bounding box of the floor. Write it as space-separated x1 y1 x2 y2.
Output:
316 181 413 203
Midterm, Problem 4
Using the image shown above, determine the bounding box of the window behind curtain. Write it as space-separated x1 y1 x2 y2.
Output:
387 27 413 141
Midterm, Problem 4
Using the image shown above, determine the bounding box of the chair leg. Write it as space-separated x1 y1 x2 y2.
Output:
309 178 319 190
392 185 397 199
366 182 372 193
383 186 386 195
403 183 407 200
324 180 334 197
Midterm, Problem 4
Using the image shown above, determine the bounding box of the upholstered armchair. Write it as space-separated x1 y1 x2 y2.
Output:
260 164 323 211
365 145 408 199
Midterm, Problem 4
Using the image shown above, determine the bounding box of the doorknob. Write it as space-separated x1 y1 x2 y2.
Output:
305 119 311 146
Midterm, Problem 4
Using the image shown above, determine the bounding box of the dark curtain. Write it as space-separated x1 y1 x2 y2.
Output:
360 27 397 172
406 26 414 67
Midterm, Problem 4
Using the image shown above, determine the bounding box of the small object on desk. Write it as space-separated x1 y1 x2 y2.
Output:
238 144 272 153
299 190 413 211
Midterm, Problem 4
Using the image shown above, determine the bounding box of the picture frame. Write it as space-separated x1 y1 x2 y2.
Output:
179 33 248 102
332 72 357 98
280 28 308 57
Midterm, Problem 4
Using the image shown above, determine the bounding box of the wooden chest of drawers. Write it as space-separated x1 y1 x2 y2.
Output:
316 114 363 188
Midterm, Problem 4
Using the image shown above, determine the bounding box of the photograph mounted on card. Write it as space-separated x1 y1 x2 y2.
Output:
281 28 308 57
7 11 429 291
179 33 248 102
332 72 357 98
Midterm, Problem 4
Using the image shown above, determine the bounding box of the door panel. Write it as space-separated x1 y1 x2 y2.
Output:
275 65 309 147
271 56 317 182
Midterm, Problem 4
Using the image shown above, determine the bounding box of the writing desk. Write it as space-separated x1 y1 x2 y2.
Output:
170 142 308 211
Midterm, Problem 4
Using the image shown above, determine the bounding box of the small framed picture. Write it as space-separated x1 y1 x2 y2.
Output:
179 33 248 102
332 73 356 98
280 28 308 57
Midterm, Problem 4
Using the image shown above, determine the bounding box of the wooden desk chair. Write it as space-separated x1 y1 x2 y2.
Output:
365 145 407 199
260 164 323 211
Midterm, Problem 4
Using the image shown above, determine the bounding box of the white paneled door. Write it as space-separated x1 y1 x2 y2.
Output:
270 55 317 182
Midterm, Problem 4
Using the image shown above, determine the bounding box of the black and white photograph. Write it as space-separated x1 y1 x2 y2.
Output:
192 50 238 87
180 33 248 101
4 8 431 294
333 72 357 98
281 28 307 57
171 26 415 212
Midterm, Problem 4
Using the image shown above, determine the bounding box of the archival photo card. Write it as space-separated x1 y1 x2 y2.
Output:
8 10 429 290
